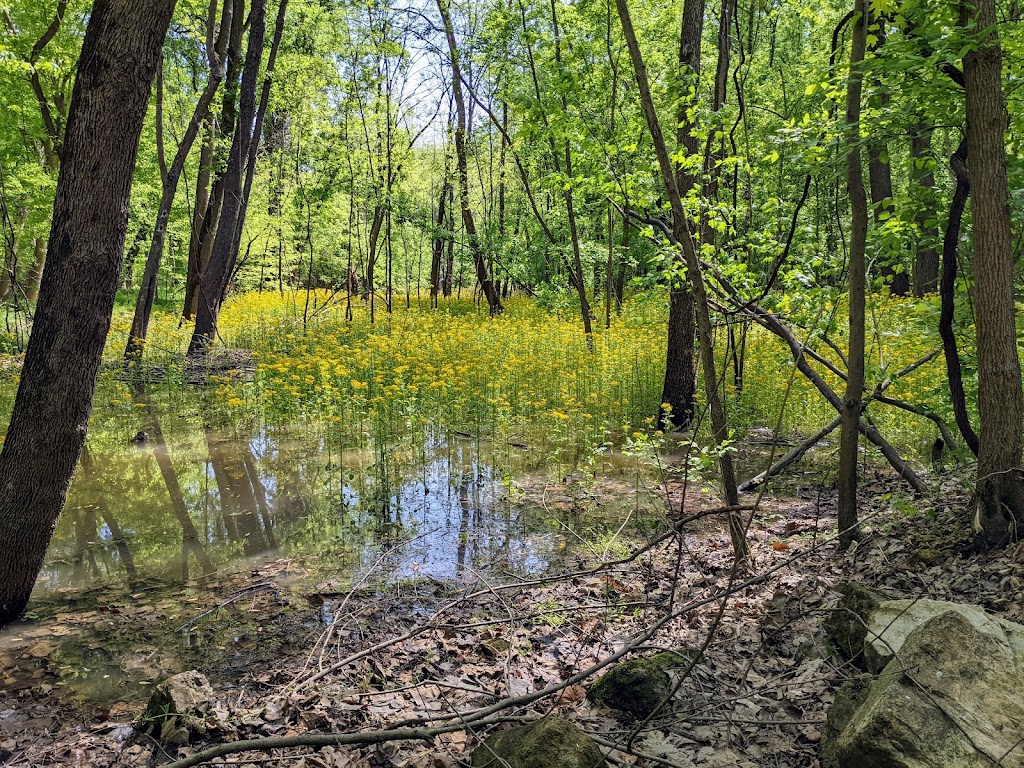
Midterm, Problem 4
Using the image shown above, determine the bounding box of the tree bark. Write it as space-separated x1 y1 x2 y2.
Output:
0 0 176 627
964 0 1024 547
838 0 868 550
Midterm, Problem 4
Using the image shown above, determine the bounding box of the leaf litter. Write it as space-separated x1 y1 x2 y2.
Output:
1 455 1022 767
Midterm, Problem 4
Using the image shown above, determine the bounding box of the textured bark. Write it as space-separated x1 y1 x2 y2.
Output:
838 0 868 550
189 0 268 354
0 0 176 627
964 0 1024 547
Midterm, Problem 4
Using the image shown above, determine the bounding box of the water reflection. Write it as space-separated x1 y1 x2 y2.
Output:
36 401 555 596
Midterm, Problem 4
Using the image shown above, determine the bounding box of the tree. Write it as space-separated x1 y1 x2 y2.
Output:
615 0 748 562
0 0 177 627
189 0 268 354
124 0 235 362
437 0 503 315
965 0 1024 547
658 0 702 431
837 0 868 550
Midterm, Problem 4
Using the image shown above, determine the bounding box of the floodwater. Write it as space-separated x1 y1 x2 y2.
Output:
37 422 553 596
1 389 646 707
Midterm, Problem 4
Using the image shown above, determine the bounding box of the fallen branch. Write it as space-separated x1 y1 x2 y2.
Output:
739 416 842 492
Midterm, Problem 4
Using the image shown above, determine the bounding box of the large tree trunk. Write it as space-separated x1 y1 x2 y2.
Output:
838 0 868 550
189 0 268 354
0 0 176 627
964 0 1024 547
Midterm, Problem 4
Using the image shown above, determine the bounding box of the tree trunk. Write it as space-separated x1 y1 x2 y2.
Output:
965 0 1024 547
659 0 704 430
183 118 215 317
940 139 979 456
437 0 502 315
616 0 748 562
0 0 176 627
182 0 245 321
430 167 451 308
910 121 939 295
189 0 268 354
24 238 47 303
125 0 232 362
838 0 868 550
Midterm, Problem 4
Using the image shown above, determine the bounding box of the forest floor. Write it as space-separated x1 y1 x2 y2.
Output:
2 455 1023 768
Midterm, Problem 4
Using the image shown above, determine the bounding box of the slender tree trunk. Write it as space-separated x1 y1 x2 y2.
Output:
437 0 502 315
182 0 246 321
125 0 232 362
0 0 176 627
659 0 704 430
189 0 268 354
24 238 47 303
838 0 868 550
430 164 451 308
940 139 979 456
964 0 1024 547
616 0 748 562
184 118 215 315
866 14 908 295
910 121 939 295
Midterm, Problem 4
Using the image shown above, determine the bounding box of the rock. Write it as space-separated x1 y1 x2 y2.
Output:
470 717 606 768
823 583 890 663
140 671 223 743
823 611 1024 768
862 597 1024 673
588 650 696 719
820 676 872 767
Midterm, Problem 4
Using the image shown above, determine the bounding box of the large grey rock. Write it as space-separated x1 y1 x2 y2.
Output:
141 671 225 744
863 598 1024 673
470 717 607 768
824 611 1024 768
